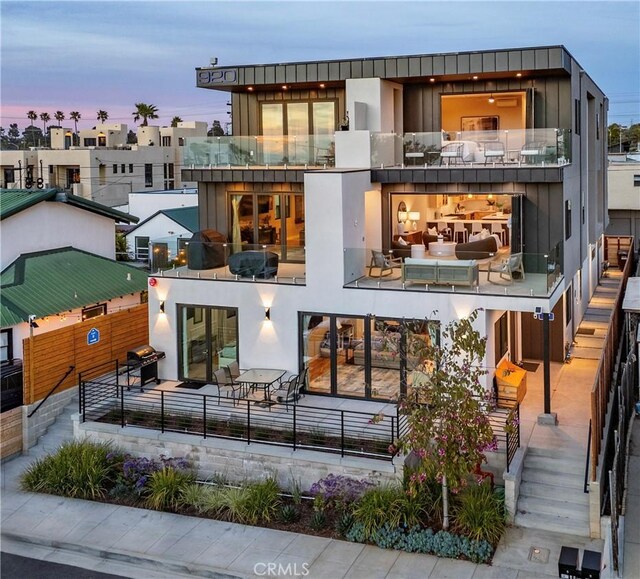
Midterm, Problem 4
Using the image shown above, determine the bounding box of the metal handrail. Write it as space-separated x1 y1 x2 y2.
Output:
584 419 592 493
27 365 75 418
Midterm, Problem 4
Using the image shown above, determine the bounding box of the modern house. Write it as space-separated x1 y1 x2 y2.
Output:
0 122 207 207
148 45 607 415
607 158 640 239
0 188 149 457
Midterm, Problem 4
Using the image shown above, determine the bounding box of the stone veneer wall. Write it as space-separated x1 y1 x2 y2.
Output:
23 387 77 451
74 418 403 490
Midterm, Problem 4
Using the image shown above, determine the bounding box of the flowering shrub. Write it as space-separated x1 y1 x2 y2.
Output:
309 474 374 511
110 453 191 496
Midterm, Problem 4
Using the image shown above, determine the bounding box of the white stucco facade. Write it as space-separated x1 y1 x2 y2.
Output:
126 191 198 222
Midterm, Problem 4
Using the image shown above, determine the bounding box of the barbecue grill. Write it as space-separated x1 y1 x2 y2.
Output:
125 345 165 390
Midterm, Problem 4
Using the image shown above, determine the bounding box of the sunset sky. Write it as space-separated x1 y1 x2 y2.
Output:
2 0 638 133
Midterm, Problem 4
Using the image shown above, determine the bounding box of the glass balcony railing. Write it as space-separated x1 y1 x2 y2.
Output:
183 135 335 168
372 129 572 168
149 239 306 284
345 243 562 297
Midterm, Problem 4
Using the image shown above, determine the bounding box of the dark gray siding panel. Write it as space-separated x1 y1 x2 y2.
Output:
397 58 409 78
535 49 549 70
445 55 457 74
548 48 563 69
339 61 351 80
458 53 470 74
374 59 386 77
255 67 265 84
409 57 421 76
522 50 535 70
482 52 496 72
433 56 445 75
351 60 362 78
296 65 306 82
285 65 296 83
307 63 318 82
508 51 522 71
245 68 255 85
265 66 275 84
470 53 483 73
275 66 286 84
495 51 509 72
329 62 340 80
385 59 397 78
318 62 329 80
362 60 374 77
420 56 433 76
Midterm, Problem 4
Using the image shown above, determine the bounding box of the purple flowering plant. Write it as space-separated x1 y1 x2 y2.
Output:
113 454 191 495
309 474 374 511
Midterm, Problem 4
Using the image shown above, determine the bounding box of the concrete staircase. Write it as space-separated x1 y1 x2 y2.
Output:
515 446 591 537
28 396 77 459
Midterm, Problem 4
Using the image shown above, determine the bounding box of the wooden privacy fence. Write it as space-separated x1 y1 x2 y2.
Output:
22 304 149 405
590 236 634 482
0 407 23 459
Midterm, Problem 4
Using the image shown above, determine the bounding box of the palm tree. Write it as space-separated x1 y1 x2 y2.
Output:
39 112 51 137
54 111 65 126
132 103 159 127
96 110 109 123
27 111 37 146
69 111 81 141
170 116 183 127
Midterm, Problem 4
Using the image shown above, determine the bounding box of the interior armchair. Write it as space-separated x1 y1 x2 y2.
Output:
487 252 525 283
368 250 402 278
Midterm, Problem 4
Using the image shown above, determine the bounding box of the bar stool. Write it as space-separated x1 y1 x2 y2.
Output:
471 221 483 236
453 222 468 243
491 222 507 245
437 221 451 238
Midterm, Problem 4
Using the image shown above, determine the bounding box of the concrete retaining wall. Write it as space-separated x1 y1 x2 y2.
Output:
74 418 402 490
23 388 77 451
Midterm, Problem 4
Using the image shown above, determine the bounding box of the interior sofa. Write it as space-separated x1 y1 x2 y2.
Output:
454 236 499 260
352 331 429 370
402 257 479 286
391 232 451 259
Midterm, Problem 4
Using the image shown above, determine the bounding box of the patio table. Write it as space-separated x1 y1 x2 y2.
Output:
235 368 286 405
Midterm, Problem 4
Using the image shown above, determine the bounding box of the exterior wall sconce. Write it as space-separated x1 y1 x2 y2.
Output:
159 301 165 314
264 307 271 321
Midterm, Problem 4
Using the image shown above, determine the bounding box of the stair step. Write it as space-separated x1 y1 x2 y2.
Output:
521 468 584 490
517 496 590 520
525 455 585 476
527 446 587 461
519 481 589 505
514 512 590 537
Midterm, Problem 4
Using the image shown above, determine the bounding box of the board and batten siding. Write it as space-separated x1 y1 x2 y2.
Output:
0 407 23 459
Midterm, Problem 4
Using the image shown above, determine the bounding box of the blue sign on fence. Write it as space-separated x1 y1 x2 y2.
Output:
87 328 100 345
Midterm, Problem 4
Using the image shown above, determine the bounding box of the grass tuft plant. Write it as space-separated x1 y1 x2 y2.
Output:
145 467 195 510
453 481 506 544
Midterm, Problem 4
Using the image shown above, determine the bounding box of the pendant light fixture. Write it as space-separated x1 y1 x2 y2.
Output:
488 93 495 104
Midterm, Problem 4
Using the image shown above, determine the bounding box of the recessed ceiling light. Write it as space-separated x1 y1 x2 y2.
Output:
247 87 254 91
429 78 435 82
282 85 287 90
516 73 522 77
472 75 478 80
319 83 325 88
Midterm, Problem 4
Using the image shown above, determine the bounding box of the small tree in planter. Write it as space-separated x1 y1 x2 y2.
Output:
397 309 497 530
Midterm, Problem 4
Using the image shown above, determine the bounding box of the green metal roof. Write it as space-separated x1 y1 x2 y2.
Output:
0 247 148 327
161 206 199 233
0 188 139 223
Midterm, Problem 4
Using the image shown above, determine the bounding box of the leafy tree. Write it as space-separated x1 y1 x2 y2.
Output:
23 126 44 147
54 110 65 125
39 112 51 136
26 111 37 146
115 232 130 261
170 116 183 127
396 309 497 531
69 111 81 133
127 130 138 144
97 110 109 123
132 103 159 126
608 123 640 152
208 120 225 137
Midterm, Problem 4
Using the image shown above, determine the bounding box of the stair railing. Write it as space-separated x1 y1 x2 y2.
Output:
27 365 75 418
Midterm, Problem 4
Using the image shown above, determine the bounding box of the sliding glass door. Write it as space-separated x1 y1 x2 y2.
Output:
178 305 238 383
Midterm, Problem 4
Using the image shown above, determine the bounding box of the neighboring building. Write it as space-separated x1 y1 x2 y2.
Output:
115 188 198 222
124 205 199 265
0 188 148 452
607 158 640 238
0 122 207 207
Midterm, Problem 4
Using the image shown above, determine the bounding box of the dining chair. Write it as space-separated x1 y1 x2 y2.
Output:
453 222 468 243
487 252 525 283
270 375 302 411
212 368 242 405
368 250 402 278
490 222 506 245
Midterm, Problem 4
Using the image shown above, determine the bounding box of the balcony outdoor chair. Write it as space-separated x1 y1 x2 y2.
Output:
368 250 402 278
212 368 242 405
520 141 548 165
482 141 505 164
487 252 525 283
270 375 304 411
439 142 465 165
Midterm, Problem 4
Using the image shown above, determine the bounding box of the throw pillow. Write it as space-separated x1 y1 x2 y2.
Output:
428 227 438 236
397 237 408 246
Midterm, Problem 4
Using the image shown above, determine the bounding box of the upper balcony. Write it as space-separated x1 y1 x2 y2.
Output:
182 128 570 181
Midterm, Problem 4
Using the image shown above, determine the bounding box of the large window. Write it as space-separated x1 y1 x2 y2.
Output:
144 163 153 187
301 313 438 401
178 305 238 382
82 303 107 322
135 236 150 261
260 101 336 165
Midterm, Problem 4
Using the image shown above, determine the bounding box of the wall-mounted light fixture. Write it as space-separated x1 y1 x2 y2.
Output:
159 301 165 314
488 94 495 104
264 307 271 321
